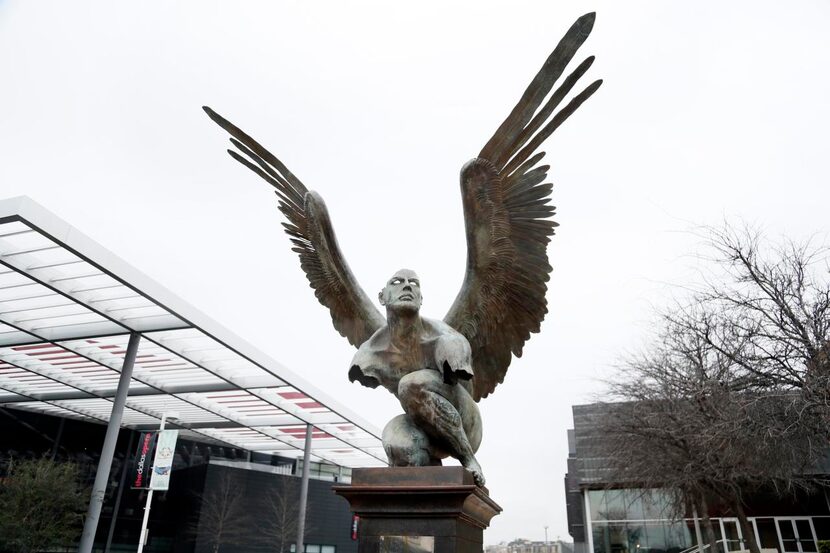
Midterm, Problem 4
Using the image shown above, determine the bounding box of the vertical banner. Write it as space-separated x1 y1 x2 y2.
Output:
131 432 157 489
149 430 179 491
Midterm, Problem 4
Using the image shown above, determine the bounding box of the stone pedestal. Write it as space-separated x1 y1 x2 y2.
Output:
333 467 502 553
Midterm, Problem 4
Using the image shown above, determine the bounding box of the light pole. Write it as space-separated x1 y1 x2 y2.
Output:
137 411 179 553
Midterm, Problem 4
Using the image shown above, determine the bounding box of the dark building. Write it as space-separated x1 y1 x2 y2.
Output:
565 403 830 553
0 407 359 553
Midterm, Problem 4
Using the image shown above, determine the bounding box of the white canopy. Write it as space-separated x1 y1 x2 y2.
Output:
0 196 386 468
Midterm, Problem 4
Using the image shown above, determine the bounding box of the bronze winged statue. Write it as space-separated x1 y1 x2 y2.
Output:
204 13 601 486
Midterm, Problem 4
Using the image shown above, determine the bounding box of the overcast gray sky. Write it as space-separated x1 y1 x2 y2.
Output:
2 0 829 544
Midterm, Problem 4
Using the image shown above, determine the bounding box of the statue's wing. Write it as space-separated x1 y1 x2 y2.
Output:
204 107 385 348
443 13 601 401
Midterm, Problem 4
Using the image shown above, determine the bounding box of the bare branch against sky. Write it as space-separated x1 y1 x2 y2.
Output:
1 0 828 543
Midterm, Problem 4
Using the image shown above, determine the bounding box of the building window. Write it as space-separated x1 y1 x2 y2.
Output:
591 520 694 553
588 489 680 522
585 489 830 553
291 544 336 553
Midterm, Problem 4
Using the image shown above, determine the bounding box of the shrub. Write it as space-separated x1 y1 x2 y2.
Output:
0 457 87 553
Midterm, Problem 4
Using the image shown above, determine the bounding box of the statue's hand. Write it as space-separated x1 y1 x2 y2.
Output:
434 334 474 385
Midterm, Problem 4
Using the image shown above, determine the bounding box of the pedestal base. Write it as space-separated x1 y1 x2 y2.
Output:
333 467 502 553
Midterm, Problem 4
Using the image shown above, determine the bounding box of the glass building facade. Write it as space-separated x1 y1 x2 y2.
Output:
566 404 830 553
585 489 830 553
587 489 693 553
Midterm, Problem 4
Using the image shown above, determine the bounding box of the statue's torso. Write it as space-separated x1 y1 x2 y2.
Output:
349 317 472 396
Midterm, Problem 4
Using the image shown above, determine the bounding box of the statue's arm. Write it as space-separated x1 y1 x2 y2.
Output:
434 333 473 385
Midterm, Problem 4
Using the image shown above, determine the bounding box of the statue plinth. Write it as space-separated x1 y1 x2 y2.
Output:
333 467 502 553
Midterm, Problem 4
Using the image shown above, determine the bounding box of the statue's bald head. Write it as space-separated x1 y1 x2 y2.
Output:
379 269 422 313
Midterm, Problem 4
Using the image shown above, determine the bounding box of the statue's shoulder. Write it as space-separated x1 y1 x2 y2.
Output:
421 317 465 340
358 324 390 351
349 325 393 391
351 324 393 367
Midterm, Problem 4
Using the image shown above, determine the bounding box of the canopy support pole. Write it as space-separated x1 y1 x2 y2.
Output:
296 423 312 553
51 417 65 460
78 331 141 553
104 430 136 553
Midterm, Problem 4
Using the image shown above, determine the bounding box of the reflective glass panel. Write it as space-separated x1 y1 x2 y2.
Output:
813 517 830 541
590 490 607 522
642 490 679 520
642 522 667 552
593 522 638 553
624 490 645 521
722 520 744 552
604 489 628 520
755 518 779 551
665 522 693 553
796 520 816 553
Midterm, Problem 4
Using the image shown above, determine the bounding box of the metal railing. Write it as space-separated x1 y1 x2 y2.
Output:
679 538 733 553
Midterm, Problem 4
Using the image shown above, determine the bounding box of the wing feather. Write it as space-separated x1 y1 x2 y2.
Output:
480 12 597 164
444 13 601 400
204 106 385 347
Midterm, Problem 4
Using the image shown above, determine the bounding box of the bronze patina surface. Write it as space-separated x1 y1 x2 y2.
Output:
205 13 601 487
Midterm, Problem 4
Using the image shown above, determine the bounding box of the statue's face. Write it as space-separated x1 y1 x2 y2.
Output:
379 269 422 313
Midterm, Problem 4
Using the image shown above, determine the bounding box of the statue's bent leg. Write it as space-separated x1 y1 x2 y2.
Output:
458 387 483 453
397 369 486 486
381 414 444 467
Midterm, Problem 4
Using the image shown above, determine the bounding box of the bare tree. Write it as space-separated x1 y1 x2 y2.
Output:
256 477 309 553
193 471 254 553
598 225 830 553
676 224 830 428
668 226 830 493
600 328 743 553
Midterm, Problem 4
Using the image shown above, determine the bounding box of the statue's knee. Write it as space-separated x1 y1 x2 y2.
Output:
397 371 428 405
382 415 432 466
458 395 482 452
398 370 467 435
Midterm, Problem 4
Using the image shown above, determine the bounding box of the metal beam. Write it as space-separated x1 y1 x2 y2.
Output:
296 423 312 553
0 379 271 403
0 389 94 403
0 339 296 454
128 415 301 430
78 331 140 553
